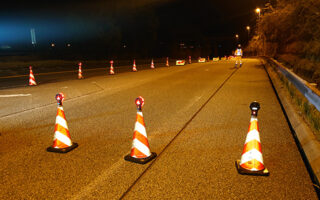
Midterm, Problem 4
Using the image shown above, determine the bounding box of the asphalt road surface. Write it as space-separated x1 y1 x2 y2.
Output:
0 59 317 199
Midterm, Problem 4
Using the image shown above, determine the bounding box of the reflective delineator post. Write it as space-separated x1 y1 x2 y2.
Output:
236 102 269 176
124 96 157 164
47 93 78 153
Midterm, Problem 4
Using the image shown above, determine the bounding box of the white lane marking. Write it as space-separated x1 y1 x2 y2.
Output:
0 94 32 97
71 158 124 200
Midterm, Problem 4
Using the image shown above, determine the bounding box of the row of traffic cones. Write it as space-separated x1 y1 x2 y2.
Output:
46 93 269 176
29 58 170 85
29 63 84 86
46 94 157 164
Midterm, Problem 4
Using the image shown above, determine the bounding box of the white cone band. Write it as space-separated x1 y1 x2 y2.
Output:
250 118 258 122
29 80 36 84
245 129 261 144
132 138 151 157
135 122 147 137
54 131 72 146
56 115 69 130
240 149 264 165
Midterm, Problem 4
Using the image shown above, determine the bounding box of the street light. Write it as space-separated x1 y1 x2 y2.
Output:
255 8 261 19
235 34 239 44
246 26 250 40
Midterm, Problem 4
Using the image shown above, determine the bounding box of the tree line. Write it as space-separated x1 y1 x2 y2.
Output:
246 0 320 89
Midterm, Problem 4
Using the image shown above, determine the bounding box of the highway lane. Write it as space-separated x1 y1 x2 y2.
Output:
0 59 169 90
0 59 317 199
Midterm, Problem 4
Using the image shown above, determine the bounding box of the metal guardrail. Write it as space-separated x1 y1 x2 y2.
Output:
266 57 320 111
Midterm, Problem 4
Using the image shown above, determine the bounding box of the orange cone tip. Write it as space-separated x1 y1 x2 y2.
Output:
124 96 157 164
236 102 269 176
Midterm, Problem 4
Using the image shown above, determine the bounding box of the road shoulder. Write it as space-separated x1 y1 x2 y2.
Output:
263 58 320 191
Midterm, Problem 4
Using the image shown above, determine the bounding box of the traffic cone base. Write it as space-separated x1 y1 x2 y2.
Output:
124 152 157 164
235 160 269 176
47 142 78 153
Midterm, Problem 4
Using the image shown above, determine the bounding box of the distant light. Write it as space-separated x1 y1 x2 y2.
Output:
123 44 127 48
246 26 250 30
255 8 261 14
67 44 71 47
235 34 239 38
51 43 55 47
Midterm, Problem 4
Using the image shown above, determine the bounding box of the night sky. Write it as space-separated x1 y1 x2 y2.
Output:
0 0 267 56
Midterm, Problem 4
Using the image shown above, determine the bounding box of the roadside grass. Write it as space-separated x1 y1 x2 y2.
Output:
277 54 320 90
268 60 320 140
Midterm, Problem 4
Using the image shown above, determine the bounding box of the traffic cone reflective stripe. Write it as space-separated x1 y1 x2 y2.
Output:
236 102 269 176
151 59 155 69
133 60 137 72
53 106 72 148
109 61 115 75
166 57 169 67
240 118 264 171
47 93 78 153
131 111 151 158
125 96 156 164
29 66 37 86
78 62 84 79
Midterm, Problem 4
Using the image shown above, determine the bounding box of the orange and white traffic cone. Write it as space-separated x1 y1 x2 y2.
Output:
150 59 155 69
78 62 84 79
109 60 115 75
132 59 137 72
166 57 169 67
47 93 78 153
236 102 269 176
189 56 191 64
124 96 157 164
28 66 37 86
